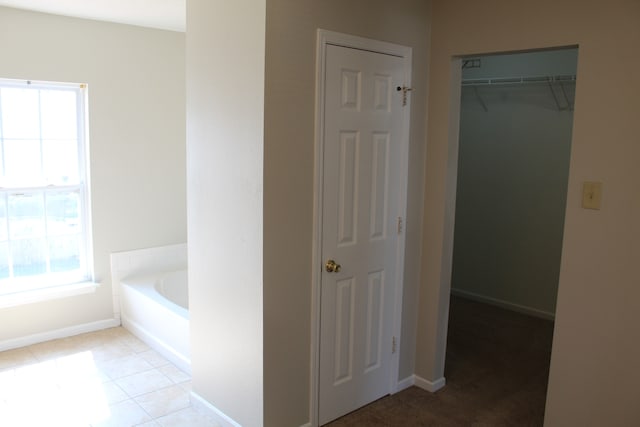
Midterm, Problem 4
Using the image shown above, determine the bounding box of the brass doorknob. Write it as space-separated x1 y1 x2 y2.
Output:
325 259 341 273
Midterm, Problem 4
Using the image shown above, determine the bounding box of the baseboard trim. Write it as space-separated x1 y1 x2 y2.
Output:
190 391 242 427
121 314 191 375
299 423 312 427
394 374 446 393
0 318 120 352
396 375 416 392
451 288 555 320
414 375 446 392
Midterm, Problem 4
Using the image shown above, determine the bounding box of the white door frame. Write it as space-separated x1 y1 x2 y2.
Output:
310 29 413 426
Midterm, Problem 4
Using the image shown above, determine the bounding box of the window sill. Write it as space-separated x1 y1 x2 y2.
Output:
0 281 100 309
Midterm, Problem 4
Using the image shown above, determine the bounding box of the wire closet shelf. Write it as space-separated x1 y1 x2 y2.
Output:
461 74 577 112
461 74 576 87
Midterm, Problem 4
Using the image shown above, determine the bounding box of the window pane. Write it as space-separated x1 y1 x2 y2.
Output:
8 193 45 239
0 198 6 241
0 242 8 280
0 140 3 179
40 90 77 140
11 238 46 277
43 140 79 185
49 235 80 273
4 139 43 186
46 192 80 236
0 87 40 139
0 79 89 286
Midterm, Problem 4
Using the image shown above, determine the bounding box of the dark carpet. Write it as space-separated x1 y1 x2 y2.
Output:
325 295 555 426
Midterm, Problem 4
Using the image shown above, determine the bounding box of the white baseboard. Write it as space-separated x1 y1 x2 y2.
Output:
451 288 555 320
396 375 416 392
395 374 446 393
299 423 311 427
414 375 446 392
190 391 242 427
121 314 191 375
0 318 120 352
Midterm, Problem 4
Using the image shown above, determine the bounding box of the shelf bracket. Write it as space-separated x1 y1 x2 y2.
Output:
473 86 488 112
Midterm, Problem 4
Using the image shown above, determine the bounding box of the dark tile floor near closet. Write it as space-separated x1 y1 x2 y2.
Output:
326 296 554 426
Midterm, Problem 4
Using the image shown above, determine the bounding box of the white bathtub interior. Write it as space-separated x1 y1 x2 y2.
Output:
155 270 189 310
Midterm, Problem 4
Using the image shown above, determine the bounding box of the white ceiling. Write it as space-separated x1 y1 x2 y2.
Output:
0 0 185 32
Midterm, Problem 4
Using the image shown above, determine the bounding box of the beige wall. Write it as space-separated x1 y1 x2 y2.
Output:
186 1 265 426
0 8 186 342
419 0 640 425
264 1 430 425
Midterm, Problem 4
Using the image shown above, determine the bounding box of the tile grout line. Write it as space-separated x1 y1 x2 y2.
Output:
0 327 207 427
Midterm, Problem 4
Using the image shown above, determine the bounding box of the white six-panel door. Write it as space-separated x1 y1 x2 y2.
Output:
319 43 406 425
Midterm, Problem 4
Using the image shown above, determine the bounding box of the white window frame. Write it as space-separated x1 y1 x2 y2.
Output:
0 78 96 307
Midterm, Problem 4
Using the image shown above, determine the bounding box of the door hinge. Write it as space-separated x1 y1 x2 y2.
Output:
397 217 403 235
392 336 397 354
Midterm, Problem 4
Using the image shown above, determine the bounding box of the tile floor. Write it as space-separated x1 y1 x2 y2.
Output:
0 327 220 427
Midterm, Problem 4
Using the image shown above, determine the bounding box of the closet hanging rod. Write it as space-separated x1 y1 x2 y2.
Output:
461 74 576 87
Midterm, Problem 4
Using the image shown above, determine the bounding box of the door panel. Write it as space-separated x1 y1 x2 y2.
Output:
319 43 405 425
337 131 359 247
334 277 355 385
365 270 384 372
370 132 389 240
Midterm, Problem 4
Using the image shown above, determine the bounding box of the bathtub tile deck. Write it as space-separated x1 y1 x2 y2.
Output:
0 327 220 427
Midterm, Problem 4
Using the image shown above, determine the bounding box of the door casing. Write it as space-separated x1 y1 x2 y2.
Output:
310 29 413 426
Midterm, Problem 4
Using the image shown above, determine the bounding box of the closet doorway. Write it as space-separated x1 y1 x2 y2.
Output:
446 48 578 422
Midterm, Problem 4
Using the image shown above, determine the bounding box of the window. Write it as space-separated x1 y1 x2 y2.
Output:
0 79 92 297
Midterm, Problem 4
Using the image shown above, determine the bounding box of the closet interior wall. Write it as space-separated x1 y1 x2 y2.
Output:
451 49 578 318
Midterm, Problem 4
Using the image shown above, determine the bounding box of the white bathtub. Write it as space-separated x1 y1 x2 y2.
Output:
120 269 190 373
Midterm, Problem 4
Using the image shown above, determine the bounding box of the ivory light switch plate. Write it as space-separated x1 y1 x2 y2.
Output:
582 181 602 210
